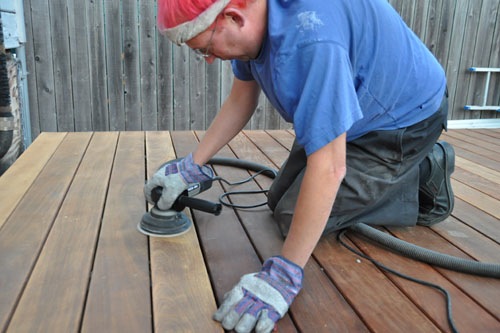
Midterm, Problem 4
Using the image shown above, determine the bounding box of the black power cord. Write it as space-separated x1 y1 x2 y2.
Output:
214 169 271 209
338 230 458 333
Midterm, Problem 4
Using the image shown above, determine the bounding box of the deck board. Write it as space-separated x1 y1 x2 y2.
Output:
0 132 66 229
7 132 115 332
350 229 500 331
145 131 221 333
178 131 305 331
0 129 498 332
82 132 152 333
0 132 91 332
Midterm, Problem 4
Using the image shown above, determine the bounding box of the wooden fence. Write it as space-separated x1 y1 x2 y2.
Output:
22 0 500 139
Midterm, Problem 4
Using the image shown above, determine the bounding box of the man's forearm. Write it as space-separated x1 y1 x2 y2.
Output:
193 79 260 165
281 134 347 268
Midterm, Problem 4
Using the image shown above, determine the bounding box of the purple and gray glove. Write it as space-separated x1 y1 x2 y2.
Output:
213 256 303 333
144 153 214 210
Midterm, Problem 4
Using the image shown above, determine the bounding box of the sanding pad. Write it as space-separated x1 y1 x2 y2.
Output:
137 208 192 237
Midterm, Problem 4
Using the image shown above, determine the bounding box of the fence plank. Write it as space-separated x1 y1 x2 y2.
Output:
434 0 455 69
190 55 207 130
49 0 74 131
27 0 57 133
122 0 141 130
452 0 484 120
140 0 158 130
157 32 174 129
104 0 125 130
173 46 190 130
422 0 440 55
445 0 469 120
87 0 109 131
206 59 222 125
68 0 92 131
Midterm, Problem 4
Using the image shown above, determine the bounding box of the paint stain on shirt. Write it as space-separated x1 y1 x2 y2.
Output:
297 11 324 32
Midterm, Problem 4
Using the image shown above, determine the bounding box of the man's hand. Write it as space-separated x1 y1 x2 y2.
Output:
213 256 303 333
144 153 213 210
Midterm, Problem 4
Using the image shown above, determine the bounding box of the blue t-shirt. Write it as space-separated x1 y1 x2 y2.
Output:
232 0 446 155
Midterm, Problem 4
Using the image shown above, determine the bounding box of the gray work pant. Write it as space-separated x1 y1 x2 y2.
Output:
268 93 448 237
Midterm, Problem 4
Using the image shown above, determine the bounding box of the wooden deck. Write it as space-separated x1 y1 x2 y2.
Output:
0 129 499 332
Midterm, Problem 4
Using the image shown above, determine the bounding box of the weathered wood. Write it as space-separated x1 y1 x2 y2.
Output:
435 0 455 66
145 131 221 333
190 54 207 130
454 0 486 120
67 0 92 131
0 133 88 332
48 0 74 131
27 0 57 132
3 132 107 332
173 47 190 130
139 0 158 130
157 33 174 129
8 133 116 332
86 0 109 131
82 132 151 332
104 0 125 130
0 133 65 229
122 0 142 131
23 0 500 138
206 57 222 125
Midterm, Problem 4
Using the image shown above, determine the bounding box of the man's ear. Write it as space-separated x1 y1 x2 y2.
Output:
222 7 245 27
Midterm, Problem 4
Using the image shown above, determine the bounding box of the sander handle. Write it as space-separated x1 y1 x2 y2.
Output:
174 196 222 216
151 180 221 216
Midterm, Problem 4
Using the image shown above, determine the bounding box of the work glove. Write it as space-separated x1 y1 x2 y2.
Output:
144 153 214 210
213 256 303 333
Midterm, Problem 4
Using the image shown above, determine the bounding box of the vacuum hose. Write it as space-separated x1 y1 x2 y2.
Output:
350 223 500 278
208 157 500 278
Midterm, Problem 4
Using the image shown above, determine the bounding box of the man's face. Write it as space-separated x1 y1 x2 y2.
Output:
186 14 263 64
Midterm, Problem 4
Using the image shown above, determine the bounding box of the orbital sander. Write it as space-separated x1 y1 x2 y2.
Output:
138 179 222 237
138 157 277 238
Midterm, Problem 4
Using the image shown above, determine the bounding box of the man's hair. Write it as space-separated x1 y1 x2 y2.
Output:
158 0 246 30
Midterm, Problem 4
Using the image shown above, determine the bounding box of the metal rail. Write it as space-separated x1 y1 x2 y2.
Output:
464 67 500 112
